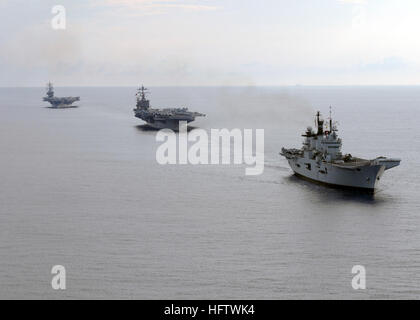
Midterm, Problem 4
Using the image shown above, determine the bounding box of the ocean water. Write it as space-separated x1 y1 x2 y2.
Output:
0 86 419 299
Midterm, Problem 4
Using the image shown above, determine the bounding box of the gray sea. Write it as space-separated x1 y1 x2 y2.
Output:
0 86 419 299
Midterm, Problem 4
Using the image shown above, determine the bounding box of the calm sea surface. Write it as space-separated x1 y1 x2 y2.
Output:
0 86 419 299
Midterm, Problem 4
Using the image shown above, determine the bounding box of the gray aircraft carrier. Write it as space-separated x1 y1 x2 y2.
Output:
281 110 401 192
43 82 80 108
133 86 205 130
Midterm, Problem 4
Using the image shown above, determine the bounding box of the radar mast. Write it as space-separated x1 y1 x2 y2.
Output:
136 85 150 109
316 111 324 135
46 82 54 98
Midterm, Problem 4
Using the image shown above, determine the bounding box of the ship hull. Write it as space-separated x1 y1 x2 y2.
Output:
293 171 376 193
134 114 196 131
44 96 80 108
286 158 385 192
47 104 78 109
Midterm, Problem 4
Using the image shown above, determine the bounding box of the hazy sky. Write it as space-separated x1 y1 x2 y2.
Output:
1 0 420 86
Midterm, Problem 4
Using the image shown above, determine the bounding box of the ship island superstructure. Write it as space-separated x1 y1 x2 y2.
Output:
43 82 80 108
133 86 205 130
281 110 401 192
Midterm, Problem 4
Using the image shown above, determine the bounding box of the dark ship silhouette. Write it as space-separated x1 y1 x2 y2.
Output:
43 82 80 108
133 86 205 130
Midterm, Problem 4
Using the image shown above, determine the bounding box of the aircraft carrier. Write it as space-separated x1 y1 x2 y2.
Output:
43 82 80 108
133 86 205 130
281 110 401 192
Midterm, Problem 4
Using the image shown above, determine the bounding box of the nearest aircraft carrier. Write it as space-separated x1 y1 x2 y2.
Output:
281 110 401 192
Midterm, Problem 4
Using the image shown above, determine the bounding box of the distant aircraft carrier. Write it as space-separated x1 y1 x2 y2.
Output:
133 86 205 130
43 82 80 108
281 110 401 192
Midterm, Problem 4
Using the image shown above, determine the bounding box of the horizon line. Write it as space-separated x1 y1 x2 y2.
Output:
1 84 420 88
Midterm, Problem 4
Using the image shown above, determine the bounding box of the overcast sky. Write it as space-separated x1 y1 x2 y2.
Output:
1 0 420 86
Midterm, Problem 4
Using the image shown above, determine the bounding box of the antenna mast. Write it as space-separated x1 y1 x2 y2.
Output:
329 106 332 133
135 85 150 109
46 82 54 98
